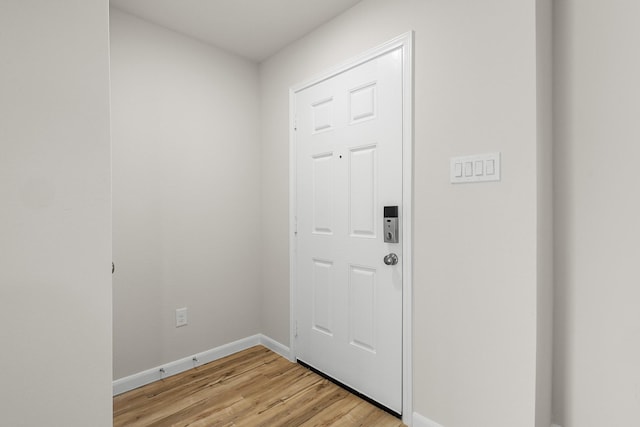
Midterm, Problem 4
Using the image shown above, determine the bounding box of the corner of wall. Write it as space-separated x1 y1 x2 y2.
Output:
535 0 554 425
413 412 444 427
113 334 290 396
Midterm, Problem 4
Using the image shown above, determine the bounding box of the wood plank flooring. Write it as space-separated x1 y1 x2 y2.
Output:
114 345 406 427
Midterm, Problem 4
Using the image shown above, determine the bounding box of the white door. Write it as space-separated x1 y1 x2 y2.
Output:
294 47 404 413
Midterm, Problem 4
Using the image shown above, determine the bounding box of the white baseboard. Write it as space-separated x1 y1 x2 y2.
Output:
413 412 444 427
259 334 290 359
113 334 289 396
412 414 560 427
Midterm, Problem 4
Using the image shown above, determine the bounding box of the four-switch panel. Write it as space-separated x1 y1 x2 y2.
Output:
450 152 501 184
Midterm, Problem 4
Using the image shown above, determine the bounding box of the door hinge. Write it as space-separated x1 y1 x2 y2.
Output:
295 320 298 338
294 216 298 235
294 115 298 131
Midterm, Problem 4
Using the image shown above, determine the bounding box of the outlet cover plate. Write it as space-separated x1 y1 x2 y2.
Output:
175 307 188 327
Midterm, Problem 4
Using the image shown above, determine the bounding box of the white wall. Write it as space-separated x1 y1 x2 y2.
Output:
553 1 640 426
260 0 551 425
0 1 112 425
110 9 262 379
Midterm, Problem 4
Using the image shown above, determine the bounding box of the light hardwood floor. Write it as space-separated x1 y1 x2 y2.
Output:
114 345 406 427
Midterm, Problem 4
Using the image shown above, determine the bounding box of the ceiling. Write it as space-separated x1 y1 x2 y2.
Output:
110 0 362 62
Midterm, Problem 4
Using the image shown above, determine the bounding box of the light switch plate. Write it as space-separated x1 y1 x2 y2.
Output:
450 152 501 183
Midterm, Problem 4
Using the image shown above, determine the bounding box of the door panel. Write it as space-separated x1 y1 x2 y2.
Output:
312 258 334 336
295 48 403 413
349 144 378 238
312 153 334 234
349 265 377 353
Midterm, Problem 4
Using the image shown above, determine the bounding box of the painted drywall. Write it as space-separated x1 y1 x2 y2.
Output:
553 1 640 426
259 0 551 425
110 9 262 379
0 1 112 425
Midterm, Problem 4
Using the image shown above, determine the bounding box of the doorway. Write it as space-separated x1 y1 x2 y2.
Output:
289 32 413 420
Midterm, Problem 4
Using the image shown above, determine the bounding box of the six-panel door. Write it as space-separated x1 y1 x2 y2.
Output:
295 47 404 413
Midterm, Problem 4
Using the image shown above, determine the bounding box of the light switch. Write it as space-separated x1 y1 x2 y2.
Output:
454 162 463 177
474 160 484 176
450 152 501 184
486 159 495 175
464 162 473 177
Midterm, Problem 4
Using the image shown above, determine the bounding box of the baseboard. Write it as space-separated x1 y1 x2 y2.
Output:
412 414 560 427
413 412 444 427
113 334 290 396
259 334 290 359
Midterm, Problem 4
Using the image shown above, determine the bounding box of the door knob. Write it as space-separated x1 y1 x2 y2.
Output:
383 253 398 265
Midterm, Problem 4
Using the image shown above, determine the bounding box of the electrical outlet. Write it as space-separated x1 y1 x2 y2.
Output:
175 307 188 327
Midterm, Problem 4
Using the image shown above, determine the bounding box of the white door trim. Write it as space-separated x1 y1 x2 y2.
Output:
289 32 414 425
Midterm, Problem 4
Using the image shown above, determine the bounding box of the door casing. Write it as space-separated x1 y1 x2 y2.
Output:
288 32 414 424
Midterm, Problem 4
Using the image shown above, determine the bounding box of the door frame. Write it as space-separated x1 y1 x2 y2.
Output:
288 32 414 424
